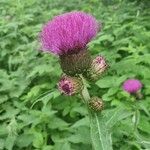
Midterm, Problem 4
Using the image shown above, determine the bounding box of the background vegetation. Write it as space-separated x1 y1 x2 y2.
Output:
0 0 150 149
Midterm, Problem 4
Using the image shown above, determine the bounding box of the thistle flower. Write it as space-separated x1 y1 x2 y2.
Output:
123 79 143 99
123 79 142 93
88 56 108 80
40 11 100 55
89 97 104 112
58 75 83 96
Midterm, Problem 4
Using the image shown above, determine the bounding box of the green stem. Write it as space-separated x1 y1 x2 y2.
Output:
80 74 90 102
134 110 138 131
133 102 139 131
80 75 113 150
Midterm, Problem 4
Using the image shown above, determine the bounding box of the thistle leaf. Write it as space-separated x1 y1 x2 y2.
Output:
90 113 113 150
90 107 132 150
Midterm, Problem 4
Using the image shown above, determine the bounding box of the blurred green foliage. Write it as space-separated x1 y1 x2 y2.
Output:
0 0 150 149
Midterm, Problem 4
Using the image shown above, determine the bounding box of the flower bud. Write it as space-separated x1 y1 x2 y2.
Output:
60 49 91 76
58 75 83 96
88 56 108 80
89 97 104 112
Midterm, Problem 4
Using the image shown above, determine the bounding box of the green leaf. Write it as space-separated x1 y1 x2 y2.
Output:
16 134 33 148
0 139 4 150
42 145 53 150
71 117 89 128
33 132 44 148
0 95 8 104
135 131 150 149
68 127 90 144
54 142 71 150
96 34 114 42
96 76 118 88
48 117 69 130
90 113 113 150
138 116 150 134
105 107 133 129
5 135 16 150
90 107 133 150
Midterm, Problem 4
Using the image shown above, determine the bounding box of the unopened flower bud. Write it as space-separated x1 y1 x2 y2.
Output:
89 97 104 112
88 56 108 80
58 75 83 96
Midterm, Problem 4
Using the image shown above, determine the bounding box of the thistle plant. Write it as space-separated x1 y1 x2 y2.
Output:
39 11 131 150
122 79 143 131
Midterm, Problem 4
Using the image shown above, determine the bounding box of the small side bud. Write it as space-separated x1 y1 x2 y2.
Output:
88 56 108 80
58 75 83 96
89 97 104 112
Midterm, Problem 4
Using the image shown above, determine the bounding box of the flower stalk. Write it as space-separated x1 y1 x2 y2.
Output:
80 75 113 150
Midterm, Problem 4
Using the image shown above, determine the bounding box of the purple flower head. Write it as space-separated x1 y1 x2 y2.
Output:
40 11 100 55
123 79 142 94
58 79 73 95
58 75 82 96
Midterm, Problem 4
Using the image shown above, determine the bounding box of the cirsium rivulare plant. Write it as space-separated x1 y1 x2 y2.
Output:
39 11 132 150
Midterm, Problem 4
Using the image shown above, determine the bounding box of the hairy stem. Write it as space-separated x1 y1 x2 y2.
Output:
80 75 113 150
80 74 90 102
